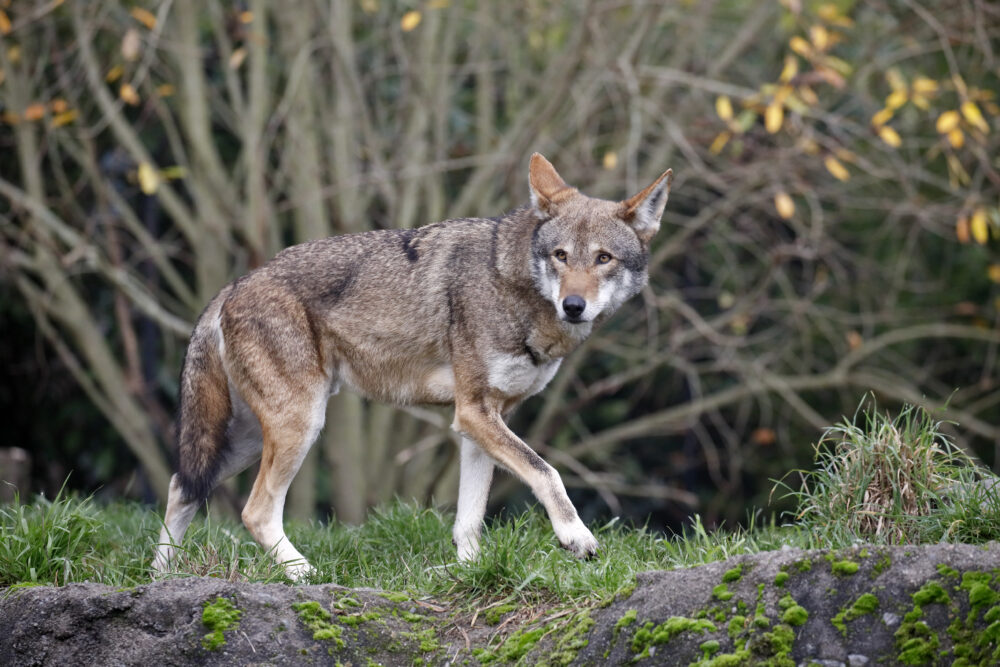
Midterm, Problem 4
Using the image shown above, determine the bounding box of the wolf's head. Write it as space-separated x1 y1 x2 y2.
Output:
528 153 672 327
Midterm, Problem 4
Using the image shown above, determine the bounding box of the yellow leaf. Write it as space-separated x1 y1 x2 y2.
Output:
789 36 811 57
0 9 11 35
50 98 68 113
119 83 140 106
428 0 450 7
360 0 378 13
709 131 731 154
877 125 901 148
911 77 938 95
239 11 253 23
956 216 969 244
715 95 733 121
824 156 850 181
971 208 989 244
765 102 784 133
106 64 124 83
797 85 818 106
936 110 960 134
130 7 156 30
947 128 964 149
229 47 247 70
1 110 18 125
774 191 795 219
156 83 175 97
886 68 906 92
871 108 893 127
400 10 421 31
51 109 78 127
161 165 187 180
834 148 857 163
799 137 820 155
137 162 159 195
885 89 907 111
23 103 45 121
602 151 618 170
961 101 989 133
911 94 930 111
7 45 20 63
809 24 829 51
988 264 1000 283
779 55 799 83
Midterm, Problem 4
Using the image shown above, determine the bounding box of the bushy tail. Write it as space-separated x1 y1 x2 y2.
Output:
175 313 232 504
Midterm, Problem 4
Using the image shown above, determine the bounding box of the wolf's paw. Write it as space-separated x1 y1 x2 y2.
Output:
453 532 481 562
283 560 316 581
555 521 599 559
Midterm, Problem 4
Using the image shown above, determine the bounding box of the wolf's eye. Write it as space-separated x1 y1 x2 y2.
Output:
597 252 613 264
553 249 568 262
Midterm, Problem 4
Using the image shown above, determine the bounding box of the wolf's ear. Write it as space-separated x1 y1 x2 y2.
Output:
621 168 673 244
529 153 576 216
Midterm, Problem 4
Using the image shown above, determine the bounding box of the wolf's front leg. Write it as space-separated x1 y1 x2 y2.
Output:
453 399 598 559
453 437 495 560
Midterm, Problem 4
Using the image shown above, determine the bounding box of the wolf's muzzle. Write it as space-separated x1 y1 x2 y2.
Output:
562 295 586 320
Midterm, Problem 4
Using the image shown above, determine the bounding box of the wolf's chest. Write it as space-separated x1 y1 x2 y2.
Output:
485 353 562 398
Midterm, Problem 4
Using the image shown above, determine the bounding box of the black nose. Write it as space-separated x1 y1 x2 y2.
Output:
563 295 586 319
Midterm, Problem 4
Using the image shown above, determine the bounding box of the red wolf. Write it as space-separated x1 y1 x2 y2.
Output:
153 154 672 578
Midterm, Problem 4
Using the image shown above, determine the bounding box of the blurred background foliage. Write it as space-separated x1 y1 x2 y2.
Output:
1 0 998 531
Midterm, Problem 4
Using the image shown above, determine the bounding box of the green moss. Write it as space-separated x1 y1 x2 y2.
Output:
794 559 812 573
773 571 789 587
781 605 808 627
873 553 892 576
727 615 747 639
713 583 734 601
484 603 518 626
630 616 716 658
937 564 960 579
912 580 950 606
613 609 638 643
479 626 545 664
402 627 439 653
704 650 751 666
700 639 721 658
777 594 795 611
341 610 381 627
831 559 859 576
546 610 595 666
722 564 744 583
895 620 939 665
293 601 345 647
201 597 242 651
832 593 879 636
401 611 430 623
378 591 410 603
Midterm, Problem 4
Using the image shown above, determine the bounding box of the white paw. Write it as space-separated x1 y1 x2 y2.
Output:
283 560 316 581
453 529 481 562
554 520 599 559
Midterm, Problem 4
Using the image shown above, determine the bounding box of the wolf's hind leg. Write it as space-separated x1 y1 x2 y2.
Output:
153 398 264 573
453 437 495 561
241 389 327 580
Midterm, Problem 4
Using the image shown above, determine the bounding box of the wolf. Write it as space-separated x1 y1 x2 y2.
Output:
152 153 672 578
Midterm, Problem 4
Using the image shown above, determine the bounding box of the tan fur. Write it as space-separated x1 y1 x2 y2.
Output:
153 154 673 577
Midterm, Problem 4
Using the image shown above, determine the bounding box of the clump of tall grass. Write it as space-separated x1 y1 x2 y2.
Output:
0 485 103 586
786 400 1000 545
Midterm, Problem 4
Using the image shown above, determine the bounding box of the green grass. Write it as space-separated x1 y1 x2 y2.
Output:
3 400 998 611
0 491 820 603
780 400 1000 545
